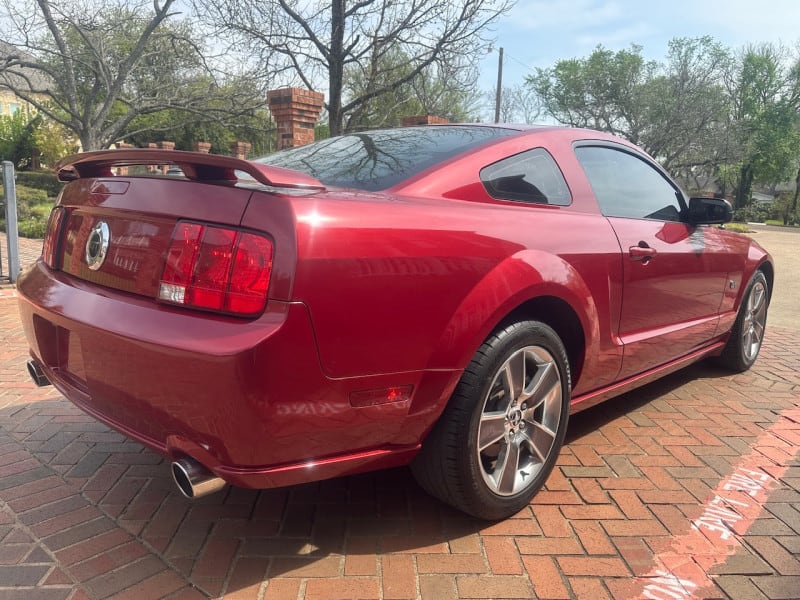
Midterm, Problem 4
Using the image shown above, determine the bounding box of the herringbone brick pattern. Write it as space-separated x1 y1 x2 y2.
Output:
0 290 798 599
0 232 42 288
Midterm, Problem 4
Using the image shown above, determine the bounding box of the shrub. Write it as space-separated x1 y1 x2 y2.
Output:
732 203 772 223
15 171 63 197
1 183 54 238
722 222 752 233
16 219 48 239
7 185 50 218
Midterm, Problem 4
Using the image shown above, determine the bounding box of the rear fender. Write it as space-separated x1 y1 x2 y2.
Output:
426 249 599 374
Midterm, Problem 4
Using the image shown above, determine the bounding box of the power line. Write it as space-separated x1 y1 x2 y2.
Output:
504 51 538 75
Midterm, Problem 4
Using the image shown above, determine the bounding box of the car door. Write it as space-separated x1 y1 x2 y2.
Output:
575 144 729 379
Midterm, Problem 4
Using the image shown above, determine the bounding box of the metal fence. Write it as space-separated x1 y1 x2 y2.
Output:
1 160 20 283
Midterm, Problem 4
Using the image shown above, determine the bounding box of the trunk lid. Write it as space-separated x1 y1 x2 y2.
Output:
58 177 254 297
49 150 323 301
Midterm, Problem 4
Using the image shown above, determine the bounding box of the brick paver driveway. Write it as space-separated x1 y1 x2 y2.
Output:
1 230 798 599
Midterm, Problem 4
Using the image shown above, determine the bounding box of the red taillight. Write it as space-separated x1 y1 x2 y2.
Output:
42 207 66 269
187 227 236 311
226 233 273 314
159 222 273 316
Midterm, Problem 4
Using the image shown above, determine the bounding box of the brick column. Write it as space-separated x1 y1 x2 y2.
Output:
230 141 252 160
156 141 174 173
193 141 212 154
267 87 325 150
114 142 134 175
402 115 449 126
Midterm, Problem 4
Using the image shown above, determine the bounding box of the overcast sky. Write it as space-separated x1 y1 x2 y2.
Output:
478 0 800 102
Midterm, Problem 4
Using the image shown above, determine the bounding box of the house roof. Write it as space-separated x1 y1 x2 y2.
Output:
0 40 54 97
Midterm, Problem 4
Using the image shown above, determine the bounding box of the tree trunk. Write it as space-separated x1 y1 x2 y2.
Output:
79 131 101 152
734 163 754 210
791 165 800 219
328 0 345 136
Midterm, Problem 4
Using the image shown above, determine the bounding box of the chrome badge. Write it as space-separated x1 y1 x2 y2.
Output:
85 221 110 271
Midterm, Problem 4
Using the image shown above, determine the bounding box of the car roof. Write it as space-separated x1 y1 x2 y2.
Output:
419 122 559 133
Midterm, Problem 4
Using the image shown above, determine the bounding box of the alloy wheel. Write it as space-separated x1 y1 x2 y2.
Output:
476 346 563 496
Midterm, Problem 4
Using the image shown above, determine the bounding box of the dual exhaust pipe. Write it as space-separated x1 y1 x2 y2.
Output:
26 359 225 500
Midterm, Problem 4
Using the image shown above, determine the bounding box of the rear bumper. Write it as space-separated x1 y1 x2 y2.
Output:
17 261 454 488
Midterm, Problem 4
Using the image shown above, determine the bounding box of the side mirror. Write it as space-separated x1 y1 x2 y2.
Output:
688 197 733 225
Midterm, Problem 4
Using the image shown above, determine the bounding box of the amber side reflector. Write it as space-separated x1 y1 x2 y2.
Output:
349 385 414 407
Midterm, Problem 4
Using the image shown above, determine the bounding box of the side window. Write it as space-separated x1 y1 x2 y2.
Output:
480 148 571 206
575 146 683 222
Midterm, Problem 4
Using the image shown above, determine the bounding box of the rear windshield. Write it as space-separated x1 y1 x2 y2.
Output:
255 126 515 191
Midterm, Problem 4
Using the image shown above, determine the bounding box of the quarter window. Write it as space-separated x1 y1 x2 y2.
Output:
480 148 571 206
575 146 683 221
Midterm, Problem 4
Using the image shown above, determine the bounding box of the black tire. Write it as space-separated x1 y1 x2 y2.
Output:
715 271 769 372
411 320 571 520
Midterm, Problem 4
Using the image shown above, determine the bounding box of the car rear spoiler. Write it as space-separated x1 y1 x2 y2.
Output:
55 149 325 191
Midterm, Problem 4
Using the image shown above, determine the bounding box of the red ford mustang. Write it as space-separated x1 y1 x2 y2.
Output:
17 125 772 519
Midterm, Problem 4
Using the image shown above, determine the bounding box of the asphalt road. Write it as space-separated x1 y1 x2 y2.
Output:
746 224 798 330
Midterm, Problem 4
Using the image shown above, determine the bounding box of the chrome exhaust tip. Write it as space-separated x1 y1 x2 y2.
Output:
171 457 226 499
26 359 51 387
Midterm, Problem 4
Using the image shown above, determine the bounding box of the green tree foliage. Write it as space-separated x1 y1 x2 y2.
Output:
122 77 276 155
528 46 656 143
0 110 40 169
529 45 656 143
725 44 800 208
32 118 74 166
528 37 800 207
0 0 264 150
528 38 731 173
643 37 732 177
343 51 481 130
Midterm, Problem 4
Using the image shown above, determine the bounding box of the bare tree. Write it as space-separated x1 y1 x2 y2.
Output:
490 84 541 124
193 0 514 135
343 50 481 130
0 0 261 150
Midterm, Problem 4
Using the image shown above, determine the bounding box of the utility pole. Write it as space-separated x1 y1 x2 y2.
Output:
494 47 503 123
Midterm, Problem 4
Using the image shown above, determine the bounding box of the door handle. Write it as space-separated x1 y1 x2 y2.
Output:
629 243 657 263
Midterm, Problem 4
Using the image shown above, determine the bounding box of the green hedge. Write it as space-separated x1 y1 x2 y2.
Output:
1 183 54 238
15 170 63 197
17 219 48 238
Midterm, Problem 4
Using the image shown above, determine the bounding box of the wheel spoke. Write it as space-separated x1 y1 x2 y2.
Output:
743 329 754 353
502 352 525 402
523 361 560 409
479 411 507 451
752 320 765 344
524 420 556 463
496 440 521 494
750 284 765 313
